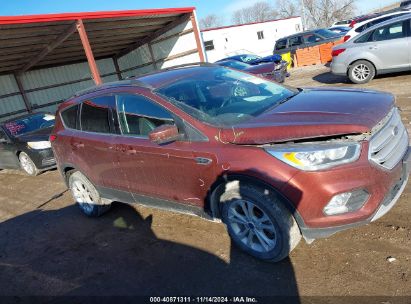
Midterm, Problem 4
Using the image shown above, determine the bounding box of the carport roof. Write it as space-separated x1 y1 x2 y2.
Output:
0 7 195 75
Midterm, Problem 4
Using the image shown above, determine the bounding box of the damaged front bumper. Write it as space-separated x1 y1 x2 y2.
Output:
300 147 411 241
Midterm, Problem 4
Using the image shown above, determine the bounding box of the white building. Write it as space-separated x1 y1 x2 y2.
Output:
201 17 303 62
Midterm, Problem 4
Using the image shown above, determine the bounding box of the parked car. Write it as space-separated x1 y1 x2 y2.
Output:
343 11 410 42
401 0 411 9
331 14 411 84
331 19 354 27
273 29 343 54
216 59 289 83
0 112 56 175
52 63 410 262
349 13 382 28
328 26 351 35
216 54 283 65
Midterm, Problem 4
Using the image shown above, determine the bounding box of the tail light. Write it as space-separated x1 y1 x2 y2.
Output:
343 35 351 42
331 48 346 57
49 135 57 142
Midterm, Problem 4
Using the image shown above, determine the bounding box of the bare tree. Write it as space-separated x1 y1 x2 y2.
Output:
303 0 356 28
276 0 355 29
276 0 299 18
232 1 279 24
199 14 223 29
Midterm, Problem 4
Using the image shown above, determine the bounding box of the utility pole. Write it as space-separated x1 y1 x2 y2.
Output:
301 0 307 30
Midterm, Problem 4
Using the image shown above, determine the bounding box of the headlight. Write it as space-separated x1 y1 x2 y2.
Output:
265 142 361 171
27 141 51 150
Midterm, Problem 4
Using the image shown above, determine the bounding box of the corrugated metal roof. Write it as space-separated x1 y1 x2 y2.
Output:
0 8 194 75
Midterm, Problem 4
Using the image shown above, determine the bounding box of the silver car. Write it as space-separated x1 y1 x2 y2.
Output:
331 14 411 84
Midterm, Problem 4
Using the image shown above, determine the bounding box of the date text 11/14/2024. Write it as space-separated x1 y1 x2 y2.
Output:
150 297 258 303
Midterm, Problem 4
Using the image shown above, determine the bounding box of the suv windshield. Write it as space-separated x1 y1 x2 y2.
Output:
156 67 297 127
3 113 55 136
315 29 339 38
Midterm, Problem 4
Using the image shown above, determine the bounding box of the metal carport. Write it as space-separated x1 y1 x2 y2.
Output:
0 7 205 120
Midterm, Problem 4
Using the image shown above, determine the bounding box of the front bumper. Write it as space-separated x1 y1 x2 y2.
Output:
300 147 411 240
27 148 56 170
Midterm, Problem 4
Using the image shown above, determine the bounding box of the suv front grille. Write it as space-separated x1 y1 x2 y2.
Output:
369 109 408 170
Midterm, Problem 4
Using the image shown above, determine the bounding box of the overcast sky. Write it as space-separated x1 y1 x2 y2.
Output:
0 0 400 20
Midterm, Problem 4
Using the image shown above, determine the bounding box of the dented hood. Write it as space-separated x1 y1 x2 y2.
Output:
219 87 394 144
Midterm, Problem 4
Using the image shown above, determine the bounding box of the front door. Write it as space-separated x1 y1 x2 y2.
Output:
113 93 206 206
0 128 18 169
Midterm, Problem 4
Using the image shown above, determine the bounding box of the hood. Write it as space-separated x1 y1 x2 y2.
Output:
218 87 394 144
16 126 53 142
245 62 274 74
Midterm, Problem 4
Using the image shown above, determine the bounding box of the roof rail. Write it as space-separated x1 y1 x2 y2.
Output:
159 62 218 71
71 79 153 98
70 62 215 99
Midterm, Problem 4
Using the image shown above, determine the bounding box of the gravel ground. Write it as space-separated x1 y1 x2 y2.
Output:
0 65 410 299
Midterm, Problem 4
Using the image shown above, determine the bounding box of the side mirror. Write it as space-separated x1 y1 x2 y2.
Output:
149 125 180 145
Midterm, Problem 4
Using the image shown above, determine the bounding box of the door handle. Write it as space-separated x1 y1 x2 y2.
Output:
72 142 84 148
125 149 137 155
369 46 378 50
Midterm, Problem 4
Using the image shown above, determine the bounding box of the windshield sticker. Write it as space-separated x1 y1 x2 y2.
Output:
43 114 55 121
4 122 25 136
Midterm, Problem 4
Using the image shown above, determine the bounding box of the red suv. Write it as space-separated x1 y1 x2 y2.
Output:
52 63 410 262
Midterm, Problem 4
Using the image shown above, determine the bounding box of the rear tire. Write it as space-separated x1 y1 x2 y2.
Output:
69 171 111 217
348 60 375 84
19 152 39 176
220 182 301 262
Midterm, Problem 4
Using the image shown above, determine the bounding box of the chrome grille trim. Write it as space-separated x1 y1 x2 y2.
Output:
369 108 408 170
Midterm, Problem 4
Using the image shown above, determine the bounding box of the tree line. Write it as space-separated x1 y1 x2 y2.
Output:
199 0 356 30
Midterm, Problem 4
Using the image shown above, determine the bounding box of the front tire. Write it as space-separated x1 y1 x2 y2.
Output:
69 171 111 217
348 60 375 84
19 152 39 176
220 182 301 262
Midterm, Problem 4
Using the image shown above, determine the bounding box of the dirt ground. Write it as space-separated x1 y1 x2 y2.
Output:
0 65 411 299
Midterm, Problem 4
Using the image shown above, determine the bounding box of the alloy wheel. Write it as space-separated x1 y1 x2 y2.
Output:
71 180 95 213
19 153 35 175
227 199 277 253
352 64 370 82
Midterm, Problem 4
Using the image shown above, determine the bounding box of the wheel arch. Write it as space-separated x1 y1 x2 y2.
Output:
347 58 377 76
206 173 306 229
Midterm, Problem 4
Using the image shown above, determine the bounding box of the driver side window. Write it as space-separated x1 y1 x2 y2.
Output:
115 94 174 137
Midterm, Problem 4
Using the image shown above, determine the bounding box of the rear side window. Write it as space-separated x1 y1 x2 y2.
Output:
61 105 79 129
275 39 287 50
116 94 174 137
80 96 114 134
372 21 405 41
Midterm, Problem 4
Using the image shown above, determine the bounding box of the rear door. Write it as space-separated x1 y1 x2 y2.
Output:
72 95 121 189
366 20 410 71
0 128 18 169
113 92 206 206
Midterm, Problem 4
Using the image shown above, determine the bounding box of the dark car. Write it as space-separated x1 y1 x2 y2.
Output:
273 29 343 54
401 0 411 9
0 112 56 176
215 59 289 83
216 54 283 65
52 63 410 262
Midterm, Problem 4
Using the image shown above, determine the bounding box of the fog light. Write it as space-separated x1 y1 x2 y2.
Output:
323 190 369 216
